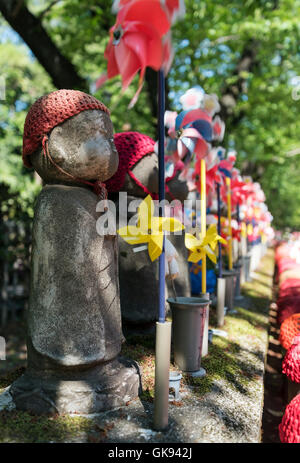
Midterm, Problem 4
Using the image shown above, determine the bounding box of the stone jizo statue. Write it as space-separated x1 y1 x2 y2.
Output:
10 90 140 415
106 132 190 328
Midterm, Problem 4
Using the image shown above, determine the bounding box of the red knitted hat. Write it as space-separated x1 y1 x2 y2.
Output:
22 89 110 167
105 131 156 194
282 335 300 383
279 393 300 443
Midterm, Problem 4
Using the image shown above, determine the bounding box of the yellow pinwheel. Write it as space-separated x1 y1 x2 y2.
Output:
206 224 227 251
185 224 227 264
247 223 253 236
117 195 184 262
241 222 247 238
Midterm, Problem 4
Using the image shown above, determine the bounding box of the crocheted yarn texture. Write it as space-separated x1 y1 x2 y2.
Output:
282 335 300 383
105 131 155 193
22 89 110 168
279 393 300 443
279 313 300 350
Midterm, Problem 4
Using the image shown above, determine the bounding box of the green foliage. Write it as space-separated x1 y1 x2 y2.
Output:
0 36 53 266
170 0 300 229
1 0 300 243
37 0 300 229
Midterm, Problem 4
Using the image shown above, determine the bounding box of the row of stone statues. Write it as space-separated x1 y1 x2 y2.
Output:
10 89 190 415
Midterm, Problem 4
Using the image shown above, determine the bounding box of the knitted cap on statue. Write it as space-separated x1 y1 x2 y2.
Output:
106 131 156 196
23 89 110 166
22 89 110 197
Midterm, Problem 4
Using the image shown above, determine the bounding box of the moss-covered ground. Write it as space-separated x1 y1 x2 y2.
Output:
123 249 273 401
0 248 274 442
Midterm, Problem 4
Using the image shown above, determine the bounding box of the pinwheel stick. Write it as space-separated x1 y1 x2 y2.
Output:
226 176 233 270
200 159 207 293
153 69 171 432
237 202 241 259
216 182 223 278
158 69 166 323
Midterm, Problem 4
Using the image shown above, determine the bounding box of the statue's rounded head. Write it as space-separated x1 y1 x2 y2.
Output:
106 131 189 201
106 132 159 198
166 169 189 203
22 89 118 185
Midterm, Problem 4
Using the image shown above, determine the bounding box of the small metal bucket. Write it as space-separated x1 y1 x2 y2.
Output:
244 254 251 282
222 270 235 312
167 297 209 373
234 260 243 300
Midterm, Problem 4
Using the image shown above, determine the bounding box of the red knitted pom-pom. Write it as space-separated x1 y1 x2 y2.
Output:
282 335 300 383
279 393 300 443
280 313 300 350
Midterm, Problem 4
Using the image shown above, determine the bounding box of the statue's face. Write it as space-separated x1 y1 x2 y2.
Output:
30 110 119 184
122 153 188 201
166 170 189 203
122 153 159 197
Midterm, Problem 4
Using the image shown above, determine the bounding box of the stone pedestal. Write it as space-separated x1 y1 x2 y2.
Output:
10 357 140 415
10 185 140 414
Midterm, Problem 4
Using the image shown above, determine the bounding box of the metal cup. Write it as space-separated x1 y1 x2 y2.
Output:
168 297 210 373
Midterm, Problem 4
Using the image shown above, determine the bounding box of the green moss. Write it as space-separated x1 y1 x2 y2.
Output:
0 367 25 393
122 250 274 403
121 334 156 397
182 335 257 397
0 410 95 443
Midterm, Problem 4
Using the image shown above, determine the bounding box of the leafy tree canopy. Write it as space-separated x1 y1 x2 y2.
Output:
0 0 300 230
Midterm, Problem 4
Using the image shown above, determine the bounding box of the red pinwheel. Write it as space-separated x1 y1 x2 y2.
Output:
232 221 242 241
217 152 237 203
193 148 222 195
231 177 249 207
212 115 225 141
96 0 171 107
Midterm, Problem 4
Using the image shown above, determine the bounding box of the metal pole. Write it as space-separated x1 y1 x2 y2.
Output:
153 69 171 431
217 182 222 278
200 159 206 293
158 69 166 323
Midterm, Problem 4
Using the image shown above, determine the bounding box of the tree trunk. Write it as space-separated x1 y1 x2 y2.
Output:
0 0 87 90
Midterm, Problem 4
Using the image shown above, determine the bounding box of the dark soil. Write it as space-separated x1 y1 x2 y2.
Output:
261 279 285 443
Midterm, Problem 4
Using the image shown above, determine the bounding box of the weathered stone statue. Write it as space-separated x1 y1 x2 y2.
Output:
10 90 140 415
106 132 190 327
165 169 191 301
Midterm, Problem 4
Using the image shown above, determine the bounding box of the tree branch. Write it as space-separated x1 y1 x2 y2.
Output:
219 39 259 124
38 0 62 20
145 67 171 137
0 0 87 90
